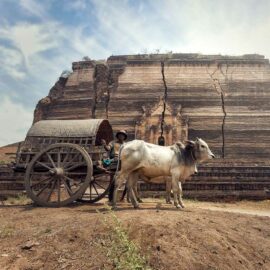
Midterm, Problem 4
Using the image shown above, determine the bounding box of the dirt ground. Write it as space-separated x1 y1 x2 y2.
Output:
0 199 269 270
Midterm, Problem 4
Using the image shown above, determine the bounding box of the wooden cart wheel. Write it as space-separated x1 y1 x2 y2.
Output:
25 143 93 207
78 172 113 203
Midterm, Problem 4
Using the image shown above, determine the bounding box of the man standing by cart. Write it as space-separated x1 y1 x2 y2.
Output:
101 130 128 202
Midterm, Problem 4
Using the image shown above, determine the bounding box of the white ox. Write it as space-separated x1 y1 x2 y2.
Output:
112 138 215 209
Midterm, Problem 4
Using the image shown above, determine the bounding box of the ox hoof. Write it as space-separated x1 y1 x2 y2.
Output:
180 204 185 208
137 198 143 203
133 204 140 209
175 204 182 209
166 200 172 204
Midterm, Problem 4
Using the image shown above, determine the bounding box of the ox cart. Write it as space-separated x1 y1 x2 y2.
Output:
14 119 115 207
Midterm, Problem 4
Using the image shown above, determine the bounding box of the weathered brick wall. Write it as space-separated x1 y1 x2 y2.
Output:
33 53 270 164
0 165 24 199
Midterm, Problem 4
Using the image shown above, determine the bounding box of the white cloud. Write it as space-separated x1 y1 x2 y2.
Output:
0 96 33 146
0 22 60 67
149 0 270 58
0 45 26 79
66 0 87 11
19 0 47 18
87 0 270 58
71 25 110 59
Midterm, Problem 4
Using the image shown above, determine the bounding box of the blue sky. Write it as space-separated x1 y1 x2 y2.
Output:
0 0 270 146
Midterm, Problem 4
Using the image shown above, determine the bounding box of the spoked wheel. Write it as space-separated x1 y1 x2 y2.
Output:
78 172 113 203
25 143 93 207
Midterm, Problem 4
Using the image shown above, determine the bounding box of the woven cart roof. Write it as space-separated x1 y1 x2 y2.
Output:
26 119 113 143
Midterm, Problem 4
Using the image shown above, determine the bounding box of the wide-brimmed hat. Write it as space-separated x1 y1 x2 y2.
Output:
116 130 127 140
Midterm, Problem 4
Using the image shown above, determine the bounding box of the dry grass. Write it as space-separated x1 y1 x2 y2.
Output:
99 207 152 270
0 226 15 239
4 194 31 205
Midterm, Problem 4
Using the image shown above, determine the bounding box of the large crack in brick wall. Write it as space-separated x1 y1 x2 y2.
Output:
107 66 125 118
160 61 168 138
92 63 109 118
207 67 227 158
92 62 125 119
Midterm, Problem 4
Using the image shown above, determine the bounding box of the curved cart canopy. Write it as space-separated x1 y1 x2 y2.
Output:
26 119 113 146
16 119 114 207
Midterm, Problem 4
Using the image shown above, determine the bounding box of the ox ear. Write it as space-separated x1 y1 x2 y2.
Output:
195 137 201 141
185 140 195 146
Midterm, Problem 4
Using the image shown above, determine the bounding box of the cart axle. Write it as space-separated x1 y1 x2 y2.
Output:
50 167 64 176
